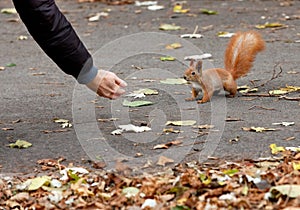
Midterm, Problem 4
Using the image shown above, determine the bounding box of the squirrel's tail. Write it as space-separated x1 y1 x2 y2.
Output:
224 31 265 80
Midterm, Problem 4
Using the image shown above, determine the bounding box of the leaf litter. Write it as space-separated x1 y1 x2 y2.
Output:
3 147 300 209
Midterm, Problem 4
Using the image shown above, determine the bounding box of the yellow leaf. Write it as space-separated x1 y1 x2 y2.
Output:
270 143 285 154
293 161 300 171
28 176 51 191
165 42 182 49
255 22 284 29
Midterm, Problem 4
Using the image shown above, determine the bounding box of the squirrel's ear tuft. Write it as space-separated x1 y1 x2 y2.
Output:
189 59 195 67
196 60 203 74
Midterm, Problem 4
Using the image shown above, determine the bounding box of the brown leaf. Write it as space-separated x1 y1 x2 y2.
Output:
157 156 174 166
1 128 14 131
92 161 106 169
153 140 182 150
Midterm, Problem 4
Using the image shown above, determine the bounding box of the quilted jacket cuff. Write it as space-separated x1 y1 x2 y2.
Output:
77 57 98 84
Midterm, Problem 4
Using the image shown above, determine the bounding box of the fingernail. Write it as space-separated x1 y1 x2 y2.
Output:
120 81 128 87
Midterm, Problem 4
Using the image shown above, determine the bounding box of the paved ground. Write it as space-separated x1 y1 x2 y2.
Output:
0 0 299 174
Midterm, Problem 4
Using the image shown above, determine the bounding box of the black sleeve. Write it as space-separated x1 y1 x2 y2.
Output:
12 0 92 79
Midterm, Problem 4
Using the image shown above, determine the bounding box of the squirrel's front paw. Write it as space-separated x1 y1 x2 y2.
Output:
197 99 209 104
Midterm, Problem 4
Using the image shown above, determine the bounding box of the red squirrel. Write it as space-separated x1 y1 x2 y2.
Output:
184 31 265 103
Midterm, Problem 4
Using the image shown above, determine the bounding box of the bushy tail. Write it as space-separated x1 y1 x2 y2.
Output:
224 31 265 80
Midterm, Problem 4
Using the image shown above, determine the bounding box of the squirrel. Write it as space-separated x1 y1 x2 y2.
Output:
183 31 265 103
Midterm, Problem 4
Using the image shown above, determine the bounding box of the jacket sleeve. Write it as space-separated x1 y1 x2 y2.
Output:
12 0 97 84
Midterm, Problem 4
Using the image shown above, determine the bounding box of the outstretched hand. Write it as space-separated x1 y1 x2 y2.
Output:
86 70 127 99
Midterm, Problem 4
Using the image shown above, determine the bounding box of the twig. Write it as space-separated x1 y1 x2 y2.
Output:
242 93 272 97
252 63 283 88
192 25 199 35
249 105 276 111
279 95 300 101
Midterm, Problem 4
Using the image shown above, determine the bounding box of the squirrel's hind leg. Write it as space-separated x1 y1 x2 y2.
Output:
223 80 237 98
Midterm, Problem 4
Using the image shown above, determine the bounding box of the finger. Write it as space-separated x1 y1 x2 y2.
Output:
115 77 127 88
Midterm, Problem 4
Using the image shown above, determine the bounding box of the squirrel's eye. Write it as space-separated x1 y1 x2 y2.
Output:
191 72 195 75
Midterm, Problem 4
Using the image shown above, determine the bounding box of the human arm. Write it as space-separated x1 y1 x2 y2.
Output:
12 0 126 99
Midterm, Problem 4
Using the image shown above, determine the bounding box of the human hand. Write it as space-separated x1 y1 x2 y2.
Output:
86 70 127 99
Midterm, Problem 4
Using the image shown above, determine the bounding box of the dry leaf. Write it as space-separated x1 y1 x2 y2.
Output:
166 120 196 126
184 53 212 60
157 156 174 166
163 128 181 133
193 124 214 129
159 24 181 31
270 143 285 154
242 126 277 132
153 140 182 149
165 43 182 49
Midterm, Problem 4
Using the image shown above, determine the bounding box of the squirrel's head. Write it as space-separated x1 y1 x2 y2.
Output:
183 59 203 82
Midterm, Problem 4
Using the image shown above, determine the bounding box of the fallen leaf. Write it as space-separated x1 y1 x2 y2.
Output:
180 33 203 39
42 129 69 133
184 53 212 60
159 24 181 31
269 89 288 95
270 185 300 198
17 35 28 40
200 8 218 15
5 63 16 67
255 22 284 29
223 168 239 176
218 31 235 38
270 143 285 154
225 117 242 122
93 161 106 169
148 5 164 11
60 167 89 181
157 156 174 166
1 8 17 14
292 161 300 170
122 99 154 107
165 43 182 49
242 126 277 132
285 147 300 152
160 56 176 61
181 25 203 39
173 4 189 14
193 124 214 129
89 12 109 22
134 88 158 95
166 120 196 126
135 153 143 157
97 117 118 122
9 192 30 202
53 118 73 128
0 66 5 71
153 140 182 149
281 85 300 92
272 122 294 126
27 176 51 191
2 127 14 131
163 128 181 133
160 78 187 85
135 1 157 6
111 124 151 135
122 187 139 198
238 85 258 93
141 199 157 209
9 140 32 149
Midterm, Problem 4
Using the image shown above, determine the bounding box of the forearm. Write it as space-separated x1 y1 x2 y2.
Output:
12 0 96 83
